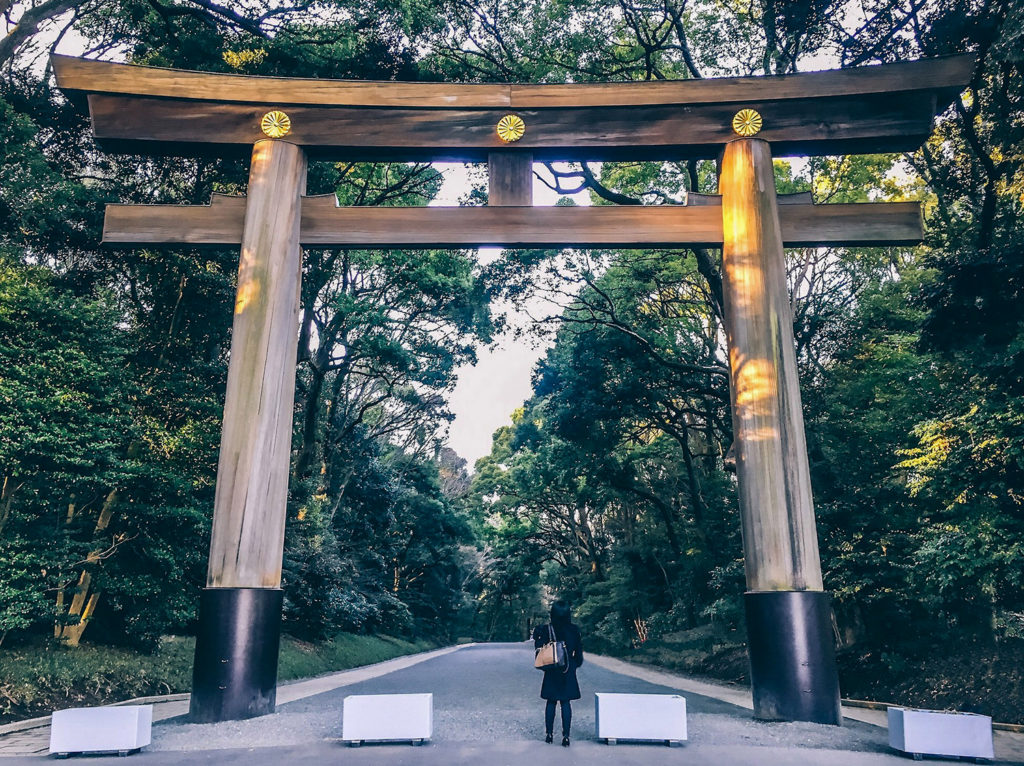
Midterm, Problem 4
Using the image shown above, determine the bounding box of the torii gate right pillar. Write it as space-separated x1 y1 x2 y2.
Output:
720 137 842 725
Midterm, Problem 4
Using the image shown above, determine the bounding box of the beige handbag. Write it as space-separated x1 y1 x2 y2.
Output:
534 624 568 671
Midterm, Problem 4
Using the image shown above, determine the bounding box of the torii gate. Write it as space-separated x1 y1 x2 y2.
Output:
53 53 972 726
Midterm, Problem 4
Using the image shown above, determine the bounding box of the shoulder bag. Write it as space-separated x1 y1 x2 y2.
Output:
534 624 568 671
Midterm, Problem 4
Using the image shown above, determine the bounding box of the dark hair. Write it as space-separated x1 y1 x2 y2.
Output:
550 599 571 627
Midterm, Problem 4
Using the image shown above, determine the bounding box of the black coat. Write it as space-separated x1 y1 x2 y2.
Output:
533 622 584 701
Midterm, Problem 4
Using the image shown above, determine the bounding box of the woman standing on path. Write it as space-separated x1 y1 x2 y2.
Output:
533 600 584 747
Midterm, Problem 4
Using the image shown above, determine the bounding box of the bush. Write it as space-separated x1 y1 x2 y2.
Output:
276 633 435 681
605 624 749 685
0 637 193 722
0 632 438 724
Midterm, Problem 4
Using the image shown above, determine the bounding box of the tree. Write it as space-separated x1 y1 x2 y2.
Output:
0 258 129 643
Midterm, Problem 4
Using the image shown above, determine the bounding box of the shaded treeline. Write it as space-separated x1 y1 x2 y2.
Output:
459 0 1024 674
0 0 497 648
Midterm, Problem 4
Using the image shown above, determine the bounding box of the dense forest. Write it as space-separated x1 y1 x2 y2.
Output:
1 0 1022 720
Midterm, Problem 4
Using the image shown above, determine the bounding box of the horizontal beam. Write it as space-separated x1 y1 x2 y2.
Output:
53 54 972 110
103 196 922 249
84 92 943 162
52 54 973 161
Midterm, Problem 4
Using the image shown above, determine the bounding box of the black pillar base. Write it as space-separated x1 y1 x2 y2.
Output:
744 590 842 725
189 588 283 723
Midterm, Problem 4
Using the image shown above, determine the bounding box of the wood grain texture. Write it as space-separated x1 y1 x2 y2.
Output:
52 54 512 108
102 198 922 248
720 138 824 593
690 192 814 206
488 152 533 206
53 53 972 109
103 193 246 244
83 91 941 161
207 139 306 589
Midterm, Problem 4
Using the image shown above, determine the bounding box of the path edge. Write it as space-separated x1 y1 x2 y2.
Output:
0 643 470 736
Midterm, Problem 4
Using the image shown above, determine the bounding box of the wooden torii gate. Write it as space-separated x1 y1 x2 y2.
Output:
53 53 972 726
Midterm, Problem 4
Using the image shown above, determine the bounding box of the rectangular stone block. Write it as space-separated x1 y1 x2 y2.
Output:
595 692 687 745
888 706 994 760
341 693 432 745
49 705 152 756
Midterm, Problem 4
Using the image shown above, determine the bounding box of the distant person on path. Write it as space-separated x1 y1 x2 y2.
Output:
533 600 584 747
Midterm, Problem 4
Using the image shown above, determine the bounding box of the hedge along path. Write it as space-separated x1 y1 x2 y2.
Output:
0 645 465 758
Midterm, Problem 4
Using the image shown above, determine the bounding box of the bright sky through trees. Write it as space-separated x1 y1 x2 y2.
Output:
434 163 581 464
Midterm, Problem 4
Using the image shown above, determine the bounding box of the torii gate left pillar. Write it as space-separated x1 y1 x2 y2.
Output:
189 138 306 722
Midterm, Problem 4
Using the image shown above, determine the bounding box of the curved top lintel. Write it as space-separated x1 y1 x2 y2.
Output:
51 53 974 110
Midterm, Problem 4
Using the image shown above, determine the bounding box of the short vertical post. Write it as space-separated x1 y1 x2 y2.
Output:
719 137 841 725
488 151 533 206
189 138 306 723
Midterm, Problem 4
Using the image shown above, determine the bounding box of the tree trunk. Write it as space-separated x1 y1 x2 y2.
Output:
56 489 117 646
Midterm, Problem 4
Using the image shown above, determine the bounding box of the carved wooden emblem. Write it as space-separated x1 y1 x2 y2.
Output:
732 109 763 137
261 110 292 138
496 114 526 143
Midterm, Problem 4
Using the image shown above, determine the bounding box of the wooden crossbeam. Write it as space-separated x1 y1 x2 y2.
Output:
102 195 922 249
53 55 973 162
80 92 937 162
52 54 973 109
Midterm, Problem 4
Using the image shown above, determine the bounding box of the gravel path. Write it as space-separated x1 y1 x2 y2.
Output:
150 641 891 754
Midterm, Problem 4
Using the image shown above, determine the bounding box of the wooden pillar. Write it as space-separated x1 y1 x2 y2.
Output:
720 137 840 725
488 151 533 206
207 138 306 588
720 137 820 592
190 138 306 723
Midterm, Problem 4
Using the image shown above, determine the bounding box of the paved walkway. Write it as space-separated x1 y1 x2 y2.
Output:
1 642 1021 763
0 645 461 759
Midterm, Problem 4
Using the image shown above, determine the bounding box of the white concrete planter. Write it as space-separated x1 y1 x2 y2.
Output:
595 692 687 746
49 705 152 757
341 693 432 746
888 706 994 761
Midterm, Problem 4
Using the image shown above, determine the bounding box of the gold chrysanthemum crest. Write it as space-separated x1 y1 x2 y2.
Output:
496 114 526 143
261 110 292 138
732 109 762 137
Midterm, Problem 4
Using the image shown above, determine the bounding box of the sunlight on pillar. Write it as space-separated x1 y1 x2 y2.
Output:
233 269 262 315
732 355 780 442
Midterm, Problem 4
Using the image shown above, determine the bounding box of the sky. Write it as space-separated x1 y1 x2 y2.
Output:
431 165 583 467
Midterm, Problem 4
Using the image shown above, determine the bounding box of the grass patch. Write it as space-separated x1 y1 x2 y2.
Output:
598 624 750 686
838 638 1024 725
276 634 436 682
607 626 1024 724
0 633 437 725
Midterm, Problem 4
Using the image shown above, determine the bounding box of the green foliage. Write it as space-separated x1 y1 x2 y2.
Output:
275 633 437 681
283 439 472 642
3 0 1024 724
460 3 1024 720
0 252 214 648
1 0 490 650
0 259 129 637
0 632 435 723
465 241 741 647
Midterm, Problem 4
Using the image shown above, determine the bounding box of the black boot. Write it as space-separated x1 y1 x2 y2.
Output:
561 736 570 747
544 733 553 744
